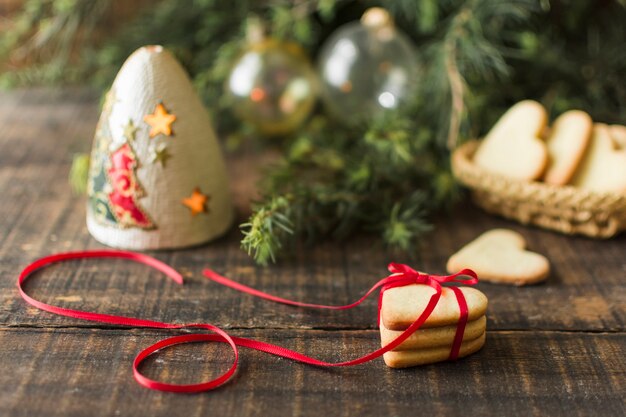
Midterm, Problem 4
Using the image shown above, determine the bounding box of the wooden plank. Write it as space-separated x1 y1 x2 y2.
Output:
0 88 625 333
5 222 626 331
4 218 626 332
0 327 623 417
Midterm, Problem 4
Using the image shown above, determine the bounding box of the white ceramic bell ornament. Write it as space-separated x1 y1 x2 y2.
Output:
86 45 234 249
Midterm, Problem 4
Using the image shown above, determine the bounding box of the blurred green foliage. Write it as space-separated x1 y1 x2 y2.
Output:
2 0 624 263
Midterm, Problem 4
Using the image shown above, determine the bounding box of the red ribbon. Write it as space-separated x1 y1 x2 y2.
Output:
17 250 478 393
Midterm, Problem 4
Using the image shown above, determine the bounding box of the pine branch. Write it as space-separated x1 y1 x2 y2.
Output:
240 196 294 265
69 153 90 195
0 0 111 86
416 0 536 148
382 192 433 251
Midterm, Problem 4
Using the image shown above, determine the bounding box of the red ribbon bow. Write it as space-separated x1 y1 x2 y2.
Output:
17 251 479 393
386 262 479 287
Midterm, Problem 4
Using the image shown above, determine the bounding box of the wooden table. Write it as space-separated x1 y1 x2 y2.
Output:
1 89 624 417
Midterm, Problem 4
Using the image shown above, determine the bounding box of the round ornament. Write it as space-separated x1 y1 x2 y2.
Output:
225 30 317 136
317 8 418 124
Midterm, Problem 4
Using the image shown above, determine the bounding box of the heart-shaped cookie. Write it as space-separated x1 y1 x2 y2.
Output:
543 110 592 185
446 229 550 286
381 285 488 330
570 124 626 193
609 125 626 149
474 100 548 181
380 315 487 350
382 333 486 368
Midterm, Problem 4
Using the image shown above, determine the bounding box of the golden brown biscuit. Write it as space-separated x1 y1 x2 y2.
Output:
381 286 488 331
543 110 592 185
609 125 626 148
570 124 626 193
383 332 486 368
380 315 486 351
474 100 548 181
446 229 550 286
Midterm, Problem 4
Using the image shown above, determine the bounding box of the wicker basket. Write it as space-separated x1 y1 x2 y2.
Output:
451 140 626 238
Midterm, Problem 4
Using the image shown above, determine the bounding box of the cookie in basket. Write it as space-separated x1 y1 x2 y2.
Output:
570 124 626 193
609 125 626 149
543 110 592 185
473 100 548 181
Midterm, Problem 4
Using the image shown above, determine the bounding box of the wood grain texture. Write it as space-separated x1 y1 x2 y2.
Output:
0 328 623 417
0 89 625 416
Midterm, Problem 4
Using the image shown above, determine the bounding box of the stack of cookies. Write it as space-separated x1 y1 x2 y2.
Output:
379 284 488 368
473 100 626 193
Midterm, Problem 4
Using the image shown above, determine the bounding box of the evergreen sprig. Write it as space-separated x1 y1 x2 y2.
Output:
241 196 294 265
0 0 111 87
239 104 456 263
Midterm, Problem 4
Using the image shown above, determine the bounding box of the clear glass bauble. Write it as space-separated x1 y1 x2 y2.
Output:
317 11 418 125
225 40 318 136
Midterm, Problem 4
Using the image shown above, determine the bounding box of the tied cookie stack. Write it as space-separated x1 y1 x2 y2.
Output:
379 283 488 368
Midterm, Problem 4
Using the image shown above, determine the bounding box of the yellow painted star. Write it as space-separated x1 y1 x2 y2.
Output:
150 143 172 167
122 119 138 142
143 102 177 138
182 188 210 216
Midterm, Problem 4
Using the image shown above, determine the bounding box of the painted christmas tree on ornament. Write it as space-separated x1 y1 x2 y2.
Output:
87 45 233 249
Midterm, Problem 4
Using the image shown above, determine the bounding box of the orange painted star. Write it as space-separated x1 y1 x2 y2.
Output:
143 102 176 138
182 187 209 216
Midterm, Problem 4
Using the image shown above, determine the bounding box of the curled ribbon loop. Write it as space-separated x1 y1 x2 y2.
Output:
18 250 478 393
